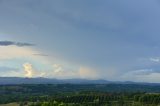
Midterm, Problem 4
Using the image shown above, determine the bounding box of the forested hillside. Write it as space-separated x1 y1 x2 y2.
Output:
0 84 160 106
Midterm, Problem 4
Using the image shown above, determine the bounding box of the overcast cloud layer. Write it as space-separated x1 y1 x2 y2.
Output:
0 0 160 82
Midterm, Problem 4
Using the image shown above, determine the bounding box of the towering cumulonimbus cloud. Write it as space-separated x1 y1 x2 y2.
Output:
23 63 34 78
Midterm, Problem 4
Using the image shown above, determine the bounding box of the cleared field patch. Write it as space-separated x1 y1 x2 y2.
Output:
0 103 19 106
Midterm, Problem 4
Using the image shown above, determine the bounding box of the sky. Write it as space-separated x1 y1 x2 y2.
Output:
1 0 160 82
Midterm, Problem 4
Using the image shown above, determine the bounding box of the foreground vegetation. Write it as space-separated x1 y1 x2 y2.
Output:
0 84 160 106
29 93 160 106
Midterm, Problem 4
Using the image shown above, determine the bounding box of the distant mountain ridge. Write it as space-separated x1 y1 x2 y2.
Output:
0 77 111 85
0 77 159 85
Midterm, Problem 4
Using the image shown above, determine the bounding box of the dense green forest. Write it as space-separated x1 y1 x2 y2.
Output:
0 84 160 106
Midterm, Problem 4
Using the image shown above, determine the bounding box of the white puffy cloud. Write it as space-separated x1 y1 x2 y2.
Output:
23 63 35 78
53 64 63 73
23 63 46 78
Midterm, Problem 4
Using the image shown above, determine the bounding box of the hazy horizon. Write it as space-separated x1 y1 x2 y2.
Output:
0 0 160 83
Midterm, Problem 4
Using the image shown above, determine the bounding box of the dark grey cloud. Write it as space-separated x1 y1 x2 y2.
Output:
0 41 34 47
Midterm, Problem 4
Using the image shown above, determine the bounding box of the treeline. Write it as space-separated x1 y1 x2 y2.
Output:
134 94 160 105
0 84 160 106
1 84 160 94
28 93 160 106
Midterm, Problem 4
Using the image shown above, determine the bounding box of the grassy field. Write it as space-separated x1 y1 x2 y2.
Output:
0 103 19 106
